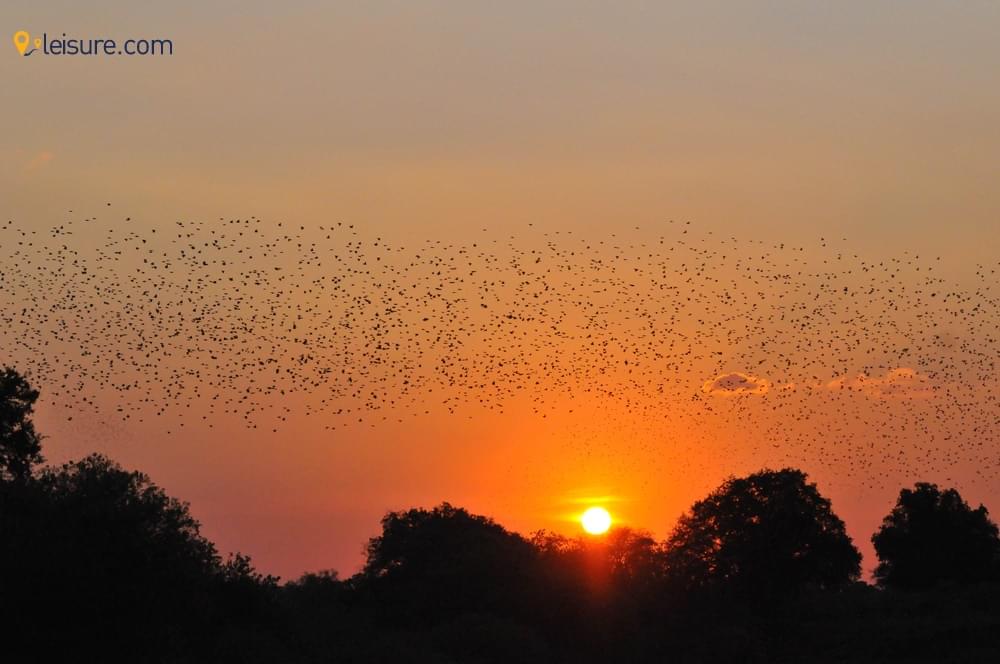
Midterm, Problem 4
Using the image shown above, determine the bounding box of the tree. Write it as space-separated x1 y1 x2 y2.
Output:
872 482 1000 589
530 527 670 658
664 468 861 597
362 502 538 622
4 454 226 660
0 367 43 482
532 526 667 594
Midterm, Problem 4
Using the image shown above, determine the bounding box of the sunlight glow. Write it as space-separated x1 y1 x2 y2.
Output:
581 506 612 535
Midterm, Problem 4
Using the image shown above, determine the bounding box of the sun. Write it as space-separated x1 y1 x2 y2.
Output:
581 506 612 535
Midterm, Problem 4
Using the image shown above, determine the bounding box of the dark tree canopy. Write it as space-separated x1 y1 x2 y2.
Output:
38 454 221 577
872 482 1000 589
664 468 861 596
362 502 539 622
4 361 1000 662
2 454 243 661
533 526 667 595
0 367 43 482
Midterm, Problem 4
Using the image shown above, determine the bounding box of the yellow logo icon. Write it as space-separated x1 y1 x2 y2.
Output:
13 30 30 55
12 31 41 56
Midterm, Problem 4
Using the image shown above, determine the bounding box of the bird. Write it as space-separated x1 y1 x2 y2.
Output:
1 206 999 494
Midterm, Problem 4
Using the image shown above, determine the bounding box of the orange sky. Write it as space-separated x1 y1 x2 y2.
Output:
4 2 1000 579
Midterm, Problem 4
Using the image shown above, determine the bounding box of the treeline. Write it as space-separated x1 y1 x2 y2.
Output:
2 367 1000 663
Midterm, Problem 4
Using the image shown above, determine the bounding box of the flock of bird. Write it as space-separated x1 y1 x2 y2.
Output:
2 206 999 488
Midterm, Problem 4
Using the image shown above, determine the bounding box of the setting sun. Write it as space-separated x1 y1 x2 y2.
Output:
581 507 612 535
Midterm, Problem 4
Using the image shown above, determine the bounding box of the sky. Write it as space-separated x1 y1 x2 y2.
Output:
3 1 1000 579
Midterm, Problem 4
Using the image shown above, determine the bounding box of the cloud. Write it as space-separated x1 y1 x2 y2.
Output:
703 372 770 396
24 151 54 172
826 367 933 399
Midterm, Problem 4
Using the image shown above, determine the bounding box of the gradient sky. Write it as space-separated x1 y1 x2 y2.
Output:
3 1 1000 579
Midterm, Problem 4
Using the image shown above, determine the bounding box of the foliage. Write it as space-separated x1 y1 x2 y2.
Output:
873 482 1000 589
664 468 862 597
0 366 43 481
361 502 540 624
4 367 1000 661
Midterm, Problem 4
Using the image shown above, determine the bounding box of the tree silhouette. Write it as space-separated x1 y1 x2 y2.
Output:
5 360 1000 662
532 526 667 595
664 468 861 597
872 482 1000 589
359 503 551 662
362 502 538 621
0 367 43 482
5 454 230 660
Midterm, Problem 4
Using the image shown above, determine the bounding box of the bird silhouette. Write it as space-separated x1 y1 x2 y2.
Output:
2 208 998 490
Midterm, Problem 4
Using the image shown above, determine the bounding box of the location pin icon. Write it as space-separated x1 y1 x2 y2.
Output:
13 31 30 55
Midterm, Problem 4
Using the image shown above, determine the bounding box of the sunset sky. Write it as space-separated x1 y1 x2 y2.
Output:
3 2 1000 580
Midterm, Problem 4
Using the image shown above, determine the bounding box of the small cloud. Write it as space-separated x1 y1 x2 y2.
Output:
703 372 770 396
827 367 933 399
24 151 54 172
